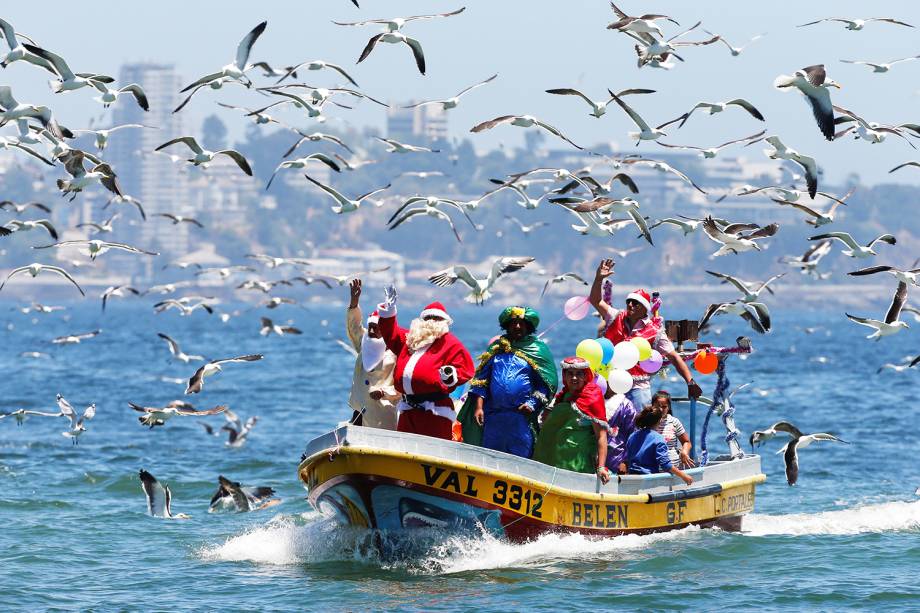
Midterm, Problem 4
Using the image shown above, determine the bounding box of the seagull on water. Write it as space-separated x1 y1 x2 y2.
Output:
406 74 498 111
155 137 252 176
428 257 535 305
139 470 190 519
157 333 205 363
52 329 101 345
846 282 910 340
777 432 848 486
58 394 95 443
808 231 895 258
0 263 84 295
209 475 279 513
471 115 583 150
304 175 390 214
773 65 840 141
749 421 802 449
797 17 914 31
185 354 264 395
130 401 227 429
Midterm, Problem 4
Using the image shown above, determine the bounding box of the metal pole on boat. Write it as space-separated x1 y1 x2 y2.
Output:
689 396 698 463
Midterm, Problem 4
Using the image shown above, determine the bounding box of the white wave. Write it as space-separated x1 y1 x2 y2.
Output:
198 512 340 565
423 526 701 575
744 500 920 536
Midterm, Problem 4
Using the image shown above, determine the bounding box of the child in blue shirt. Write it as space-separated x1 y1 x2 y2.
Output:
624 404 694 485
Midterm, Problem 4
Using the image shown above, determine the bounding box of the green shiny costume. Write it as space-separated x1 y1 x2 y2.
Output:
456 306 558 447
531 401 600 474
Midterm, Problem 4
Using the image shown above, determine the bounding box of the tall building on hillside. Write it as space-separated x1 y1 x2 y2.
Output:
107 63 192 279
387 104 448 142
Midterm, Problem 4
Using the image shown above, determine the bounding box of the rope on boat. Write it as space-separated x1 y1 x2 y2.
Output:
699 358 745 466
499 466 559 531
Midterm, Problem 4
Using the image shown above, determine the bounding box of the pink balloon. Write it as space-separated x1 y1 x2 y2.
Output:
639 350 663 374
564 296 590 320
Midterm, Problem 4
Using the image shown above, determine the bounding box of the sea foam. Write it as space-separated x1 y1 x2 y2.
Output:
744 500 920 536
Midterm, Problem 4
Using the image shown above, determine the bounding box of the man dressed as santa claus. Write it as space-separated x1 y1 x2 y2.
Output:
376 285 474 440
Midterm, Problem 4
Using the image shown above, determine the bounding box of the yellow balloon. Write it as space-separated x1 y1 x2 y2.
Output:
576 338 603 371
630 336 652 361
596 363 610 378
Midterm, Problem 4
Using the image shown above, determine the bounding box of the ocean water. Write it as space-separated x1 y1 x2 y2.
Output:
1 302 918 611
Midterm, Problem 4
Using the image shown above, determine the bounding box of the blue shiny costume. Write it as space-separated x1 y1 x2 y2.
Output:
468 352 549 457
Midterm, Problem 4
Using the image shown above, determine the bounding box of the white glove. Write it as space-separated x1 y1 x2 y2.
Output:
439 365 458 387
383 284 398 309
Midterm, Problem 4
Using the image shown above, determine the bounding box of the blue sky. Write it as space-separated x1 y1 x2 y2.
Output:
3 1 920 185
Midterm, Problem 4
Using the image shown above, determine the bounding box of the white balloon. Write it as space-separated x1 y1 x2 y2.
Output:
612 341 640 370
607 368 633 394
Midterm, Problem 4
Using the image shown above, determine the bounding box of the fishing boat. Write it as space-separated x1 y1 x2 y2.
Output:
298 330 764 541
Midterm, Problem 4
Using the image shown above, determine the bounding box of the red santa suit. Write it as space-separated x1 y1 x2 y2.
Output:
376 301 474 440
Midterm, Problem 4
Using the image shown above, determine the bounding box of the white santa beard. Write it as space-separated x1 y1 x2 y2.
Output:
405 318 449 353
361 335 387 372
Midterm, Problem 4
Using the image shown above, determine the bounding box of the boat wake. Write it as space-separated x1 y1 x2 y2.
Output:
198 512 703 572
744 500 920 536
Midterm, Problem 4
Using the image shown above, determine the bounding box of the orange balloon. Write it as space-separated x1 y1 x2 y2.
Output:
694 350 719 375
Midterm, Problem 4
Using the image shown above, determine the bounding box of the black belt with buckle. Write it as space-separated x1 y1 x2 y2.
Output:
403 392 450 409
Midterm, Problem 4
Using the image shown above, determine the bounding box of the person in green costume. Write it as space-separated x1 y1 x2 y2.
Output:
532 356 611 483
456 306 557 455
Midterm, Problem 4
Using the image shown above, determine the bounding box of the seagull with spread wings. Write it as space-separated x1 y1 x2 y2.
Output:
209 475 279 513
797 17 914 31
471 114 584 149
699 300 771 334
305 175 390 214
659 98 764 129
773 65 840 141
504 214 549 236
139 470 190 519
849 262 920 287
185 355 264 394
702 216 778 257
606 3 678 37
22 43 113 93
388 196 474 243
130 401 227 429
620 158 708 194
157 333 205 363
841 54 920 73
180 22 267 94
34 239 157 261
808 231 895 258
0 200 51 215
545 86 655 118
777 432 848 486
273 59 360 86
334 7 466 75
52 329 101 345
406 74 498 111
100 285 140 311
58 394 95 443
541 272 588 298
55 150 122 201
846 282 910 340
155 136 252 176
706 271 785 303
657 130 766 159
1 218 58 240
428 257 535 305
0 263 84 295
0 86 67 139
749 421 803 449
760 136 819 198
265 153 341 190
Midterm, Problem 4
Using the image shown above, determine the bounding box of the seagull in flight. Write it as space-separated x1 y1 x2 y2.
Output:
504 215 549 235
180 22 267 93
0 86 67 139
139 470 190 519
209 475 279 513
219 409 259 447
0 263 84 295
34 239 158 261
760 136 819 198
0 200 51 215
130 401 227 429
606 3 678 37
374 136 439 154
621 158 708 194
185 355 264 394
1 218 58 240
849 263 920 287
550 196 653 245
0 18 57 72
428 257 535 304
846 282 910 340
797 17 914 31
659 98 764 130
388 197 472 243
702 216 778 257
58 394 95 443
545 86 655 118
52 329 101 345
305 175 390 214
541 272 588 298
606 91 669 144
841 55 920 73
334 7 466 75
706 271 784 303
0 407 63 426
260 317 302 337
273 59 360 86
777 432 848 486
706 30 765 57
155 137 253 176
749 421 803 449
265 153 341 190
157 333 204 363
471 114 584 149
22 43 113 93
657 129 766 159
406 74 498 111
100 285 140 311
771 193 850 227
54 150 122 200
808 231 895 258
781 240 834 277
89 80 148 111
773 65 840 140
699 300 771 334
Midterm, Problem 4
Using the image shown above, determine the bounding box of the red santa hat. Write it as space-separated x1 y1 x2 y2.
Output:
419 301 453 324
625 288 652 312
366 310 379 326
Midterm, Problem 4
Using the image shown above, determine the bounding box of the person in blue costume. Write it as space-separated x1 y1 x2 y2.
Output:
460 306 558 457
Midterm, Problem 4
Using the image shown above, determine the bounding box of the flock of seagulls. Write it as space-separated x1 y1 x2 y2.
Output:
2 4 919 512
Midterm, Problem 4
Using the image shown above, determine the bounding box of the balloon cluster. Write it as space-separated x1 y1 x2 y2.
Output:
575 336 664 395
